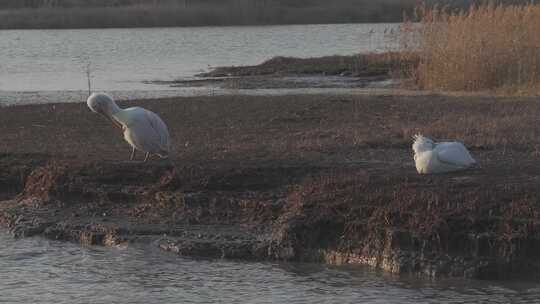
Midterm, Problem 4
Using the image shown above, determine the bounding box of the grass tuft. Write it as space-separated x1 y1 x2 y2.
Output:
401 3 540 94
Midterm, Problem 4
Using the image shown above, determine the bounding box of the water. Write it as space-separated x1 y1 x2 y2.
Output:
0 23 399 105
5 24 538 303
1 232 539 304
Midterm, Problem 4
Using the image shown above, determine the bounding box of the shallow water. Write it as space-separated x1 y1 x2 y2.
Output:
0 23 399 105
1 232 539 304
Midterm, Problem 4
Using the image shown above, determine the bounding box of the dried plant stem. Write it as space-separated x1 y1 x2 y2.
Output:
85 63 92 96
401 3 540 94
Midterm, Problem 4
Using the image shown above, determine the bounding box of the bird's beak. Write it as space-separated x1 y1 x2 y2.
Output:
109 117 123 130
98 111 123 130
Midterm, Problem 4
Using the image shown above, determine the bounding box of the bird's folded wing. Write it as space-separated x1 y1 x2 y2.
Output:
114 107 170 154
436 144 475 167
142 110 170 153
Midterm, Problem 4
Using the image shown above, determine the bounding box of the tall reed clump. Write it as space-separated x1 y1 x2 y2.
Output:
402 3 540 94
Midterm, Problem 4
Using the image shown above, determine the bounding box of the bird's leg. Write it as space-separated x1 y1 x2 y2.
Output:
143 152 150 163
130 147 136 161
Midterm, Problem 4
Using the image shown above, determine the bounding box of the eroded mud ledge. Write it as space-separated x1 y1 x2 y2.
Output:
2 153 540 281
2 94 540 280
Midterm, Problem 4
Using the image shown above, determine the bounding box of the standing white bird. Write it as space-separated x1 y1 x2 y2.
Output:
87 93 171 162
412 134 477 174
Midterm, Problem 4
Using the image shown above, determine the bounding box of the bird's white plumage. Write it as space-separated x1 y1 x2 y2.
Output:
87 93 170 159
412 134 476 174
115 107 170 157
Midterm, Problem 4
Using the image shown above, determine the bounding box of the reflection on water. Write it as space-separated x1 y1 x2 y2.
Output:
1 232 539 304
0 23 399 105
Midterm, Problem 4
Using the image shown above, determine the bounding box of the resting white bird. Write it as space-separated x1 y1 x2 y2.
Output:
412 134 477 174
87 93 171 162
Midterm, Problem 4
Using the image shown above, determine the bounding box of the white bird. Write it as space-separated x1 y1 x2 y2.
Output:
87 93 171 162
412 134 477 174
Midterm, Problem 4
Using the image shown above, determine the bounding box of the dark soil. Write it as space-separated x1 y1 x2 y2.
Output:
2 93 540 280
198 53 417 78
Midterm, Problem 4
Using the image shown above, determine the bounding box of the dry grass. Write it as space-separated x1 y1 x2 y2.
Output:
401 3 540 94
2 94 540 166
6 94 540 276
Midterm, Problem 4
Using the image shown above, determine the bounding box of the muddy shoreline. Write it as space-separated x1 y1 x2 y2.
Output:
152 53 416 91
2 93 540 280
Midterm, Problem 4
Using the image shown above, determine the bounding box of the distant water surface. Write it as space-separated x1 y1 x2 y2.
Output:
0 23 399 105
1 232 540 304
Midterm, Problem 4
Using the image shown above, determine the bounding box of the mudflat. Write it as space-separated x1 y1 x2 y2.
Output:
2 93 540 279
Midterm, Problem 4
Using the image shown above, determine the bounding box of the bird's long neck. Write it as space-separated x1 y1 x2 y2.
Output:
104 102 124 130
108 101 122 116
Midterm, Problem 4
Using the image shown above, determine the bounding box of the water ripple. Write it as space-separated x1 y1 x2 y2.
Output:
1 232 540 304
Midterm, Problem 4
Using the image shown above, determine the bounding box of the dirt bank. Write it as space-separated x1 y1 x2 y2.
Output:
198 53 416 78
153 53 417 91
2 93 540 280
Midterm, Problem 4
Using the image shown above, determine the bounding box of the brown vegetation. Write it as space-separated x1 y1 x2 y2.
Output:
3 94 540 278
402 3 540 93
2 94 540 163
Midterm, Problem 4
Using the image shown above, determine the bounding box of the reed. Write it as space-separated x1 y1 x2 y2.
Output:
402 3 540 94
